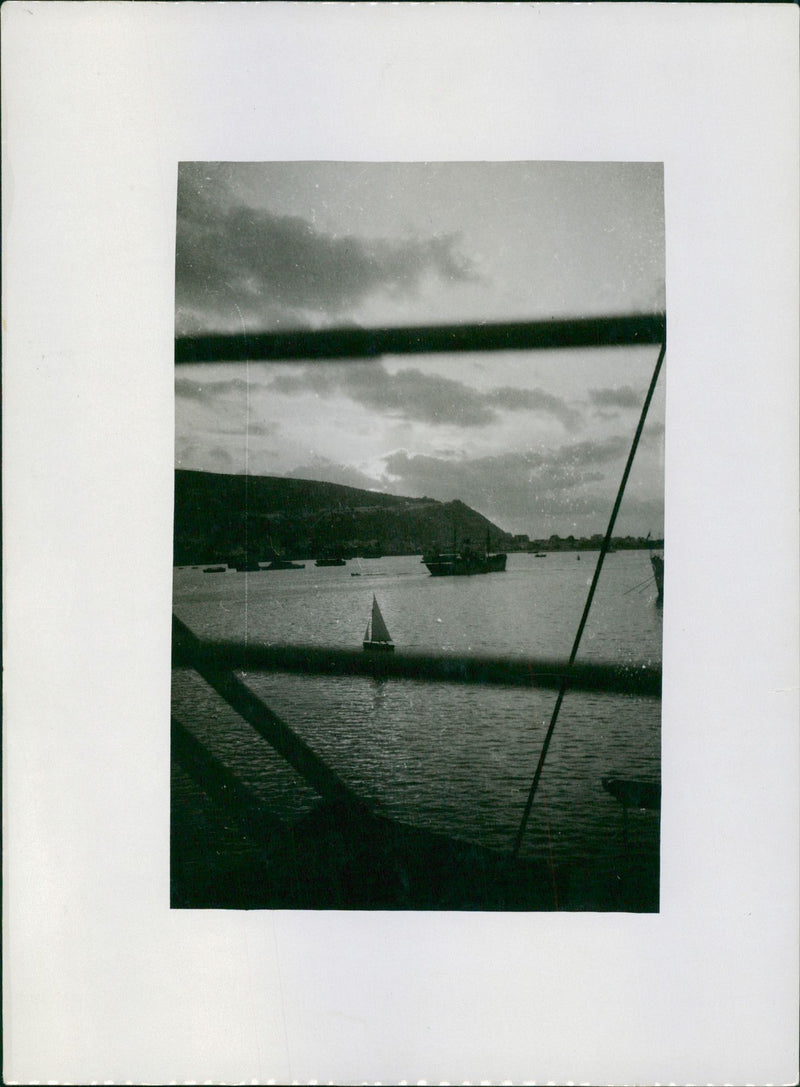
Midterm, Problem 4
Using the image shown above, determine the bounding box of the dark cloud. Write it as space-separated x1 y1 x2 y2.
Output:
343 366 496 427
381 436 632 531
385 436 627 496
214 421 278 439
489 386 582 430
549 435 629 473
644 420 665 440
588 385 641 409
175 170 479 334
175 377 280 443
175 439 239 474
265 362 581 430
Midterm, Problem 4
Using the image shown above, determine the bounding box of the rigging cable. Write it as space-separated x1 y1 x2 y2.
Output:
512 335 667 857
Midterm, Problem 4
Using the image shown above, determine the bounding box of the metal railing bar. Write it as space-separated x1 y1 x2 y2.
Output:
171 631 662 698
171 716 290 844
173 616 368 811
175 313 666 364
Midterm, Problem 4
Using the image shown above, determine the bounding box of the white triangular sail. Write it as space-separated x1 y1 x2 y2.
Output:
370 594 392 643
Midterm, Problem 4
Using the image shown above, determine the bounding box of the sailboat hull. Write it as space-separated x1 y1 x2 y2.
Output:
363 640 394 652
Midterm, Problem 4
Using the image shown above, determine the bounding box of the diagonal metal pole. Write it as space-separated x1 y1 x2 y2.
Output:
512 337 667 857
172 614 367 811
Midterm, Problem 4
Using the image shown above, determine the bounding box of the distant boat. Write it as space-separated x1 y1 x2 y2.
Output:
203 565 227 573
646 534 664 602
650 552 664 602
363 594 394 652
423 530 507 577
534 552 547 558
315 555 346 567
258 534 305 571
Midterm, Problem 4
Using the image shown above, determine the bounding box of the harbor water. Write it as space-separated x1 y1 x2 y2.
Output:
172 550 662 881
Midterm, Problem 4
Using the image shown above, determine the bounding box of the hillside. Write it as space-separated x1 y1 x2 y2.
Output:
173 469 514 566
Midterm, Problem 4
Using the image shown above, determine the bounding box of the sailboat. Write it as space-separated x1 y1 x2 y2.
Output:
363 594 394 653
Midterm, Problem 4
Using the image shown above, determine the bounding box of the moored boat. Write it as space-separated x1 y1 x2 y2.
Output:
423 529 507 577
424 550 507 576
650 551 664 602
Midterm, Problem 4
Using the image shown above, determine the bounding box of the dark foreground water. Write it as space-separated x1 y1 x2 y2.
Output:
172 551 662 909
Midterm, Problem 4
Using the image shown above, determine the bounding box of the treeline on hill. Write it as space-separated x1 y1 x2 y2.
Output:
173 469 513 566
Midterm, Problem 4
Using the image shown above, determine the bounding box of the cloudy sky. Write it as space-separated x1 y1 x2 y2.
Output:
175 162 665 538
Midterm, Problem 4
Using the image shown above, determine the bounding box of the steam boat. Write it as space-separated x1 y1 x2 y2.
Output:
423 531 507 577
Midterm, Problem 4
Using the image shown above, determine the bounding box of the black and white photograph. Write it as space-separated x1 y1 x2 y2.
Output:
171 161 666 911
4 4 797 1083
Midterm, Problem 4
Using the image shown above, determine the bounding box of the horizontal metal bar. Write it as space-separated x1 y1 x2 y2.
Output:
171 633 662 698
175 313 666 364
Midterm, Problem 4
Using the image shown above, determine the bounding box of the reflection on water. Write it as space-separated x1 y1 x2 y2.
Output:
172 551 662 866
